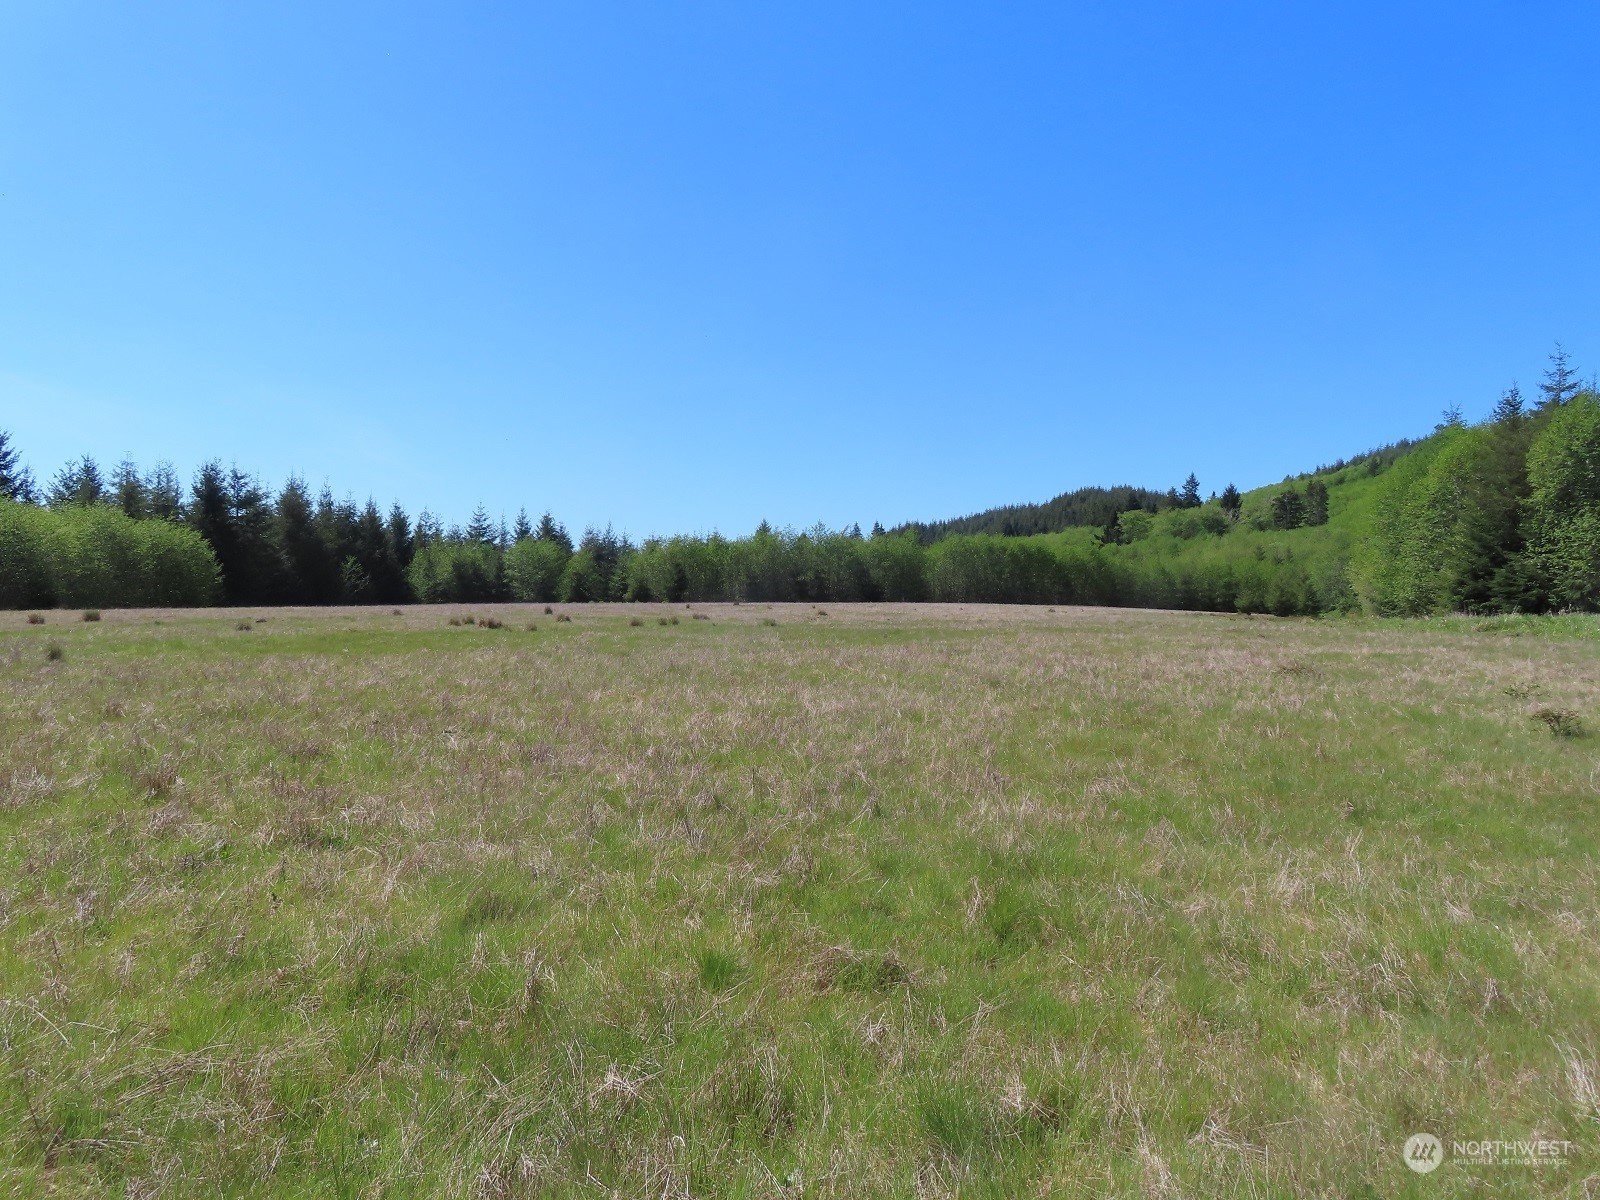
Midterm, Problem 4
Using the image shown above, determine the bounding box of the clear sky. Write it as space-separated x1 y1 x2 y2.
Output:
2 2 1597 537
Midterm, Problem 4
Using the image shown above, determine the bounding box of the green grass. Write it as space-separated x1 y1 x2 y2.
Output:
2 602 1599 1196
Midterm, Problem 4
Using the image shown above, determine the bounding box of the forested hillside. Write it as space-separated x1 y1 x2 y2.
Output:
3 350 1597 615
896 484 1173 542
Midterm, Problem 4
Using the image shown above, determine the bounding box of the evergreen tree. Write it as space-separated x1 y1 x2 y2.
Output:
466 504 494 545
387 503 415 572
276 478 340 603
47 456 106 507
1540 344 1581 408
513 508 533 541
111 457 147 518
1270 487 1305 529
1304 478 1329 526
189 463 278 604
349 500 397 602
1436 404 1464 431
535 511 573 553
0 430 36 502
1179 473 1201 508
1493 383 1525 425
871 521 886 537
145 462 184 520
1219 484 1242 521
415 509 442 548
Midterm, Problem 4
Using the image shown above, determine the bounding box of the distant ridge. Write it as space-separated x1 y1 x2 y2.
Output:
894 484 1172 544
897 435 1430 546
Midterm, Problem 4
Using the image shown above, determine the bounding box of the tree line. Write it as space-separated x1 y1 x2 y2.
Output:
1360 347 1600 614
3 346 1597 615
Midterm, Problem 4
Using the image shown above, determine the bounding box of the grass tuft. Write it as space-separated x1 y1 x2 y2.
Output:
1531 707 1584 737
82 609 101 622
697 947 743 991
457 888 534 930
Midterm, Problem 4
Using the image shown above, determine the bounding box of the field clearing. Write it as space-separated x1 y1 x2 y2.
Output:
2 602 1599 1197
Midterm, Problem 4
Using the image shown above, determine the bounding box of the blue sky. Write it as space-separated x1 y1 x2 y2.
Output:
2 2 1597 537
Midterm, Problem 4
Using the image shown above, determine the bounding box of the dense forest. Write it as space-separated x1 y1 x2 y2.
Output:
4 349 1598 616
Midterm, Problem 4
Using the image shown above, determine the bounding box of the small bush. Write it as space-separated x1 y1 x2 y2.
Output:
761 618 778 627
447 617 463 627
82 610 101 622
479 617 504 629
629 617 644 627
692 613 710 621
391 608 403 616
544 606 553 615
555 614 572 623
235 620 253 632
1531 707 1584 738
45 642 64 662
26 614 45 625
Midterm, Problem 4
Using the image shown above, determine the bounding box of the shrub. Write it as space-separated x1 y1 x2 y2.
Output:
45 641 63 661
505 538 570 603
82 610 101 622
557 549 606 602
0 499 219 609
26 613 44 625
407 541 504 604
1524 395 1600 609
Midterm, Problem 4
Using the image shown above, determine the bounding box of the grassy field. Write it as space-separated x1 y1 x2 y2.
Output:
2 602 1599 1198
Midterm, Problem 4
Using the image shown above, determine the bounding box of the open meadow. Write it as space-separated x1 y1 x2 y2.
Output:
2 602 1599 1198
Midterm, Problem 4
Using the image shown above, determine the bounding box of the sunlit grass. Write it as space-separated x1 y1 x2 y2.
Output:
1 602 1597 1196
